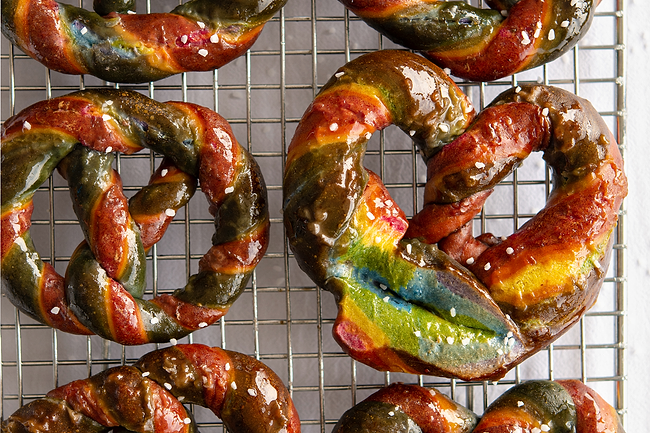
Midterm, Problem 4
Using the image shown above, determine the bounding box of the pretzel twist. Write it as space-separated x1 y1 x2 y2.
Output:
283 50 627 381
332 381 624 432
2 344 301 433
1 0 286 83
1 89 269 345
339 0 600 82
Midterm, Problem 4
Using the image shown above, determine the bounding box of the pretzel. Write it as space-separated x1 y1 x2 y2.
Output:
339 0 601 82
1 89 269 345
2 344 301 433
283 50 627 381
1 0 287 83
332 381 624 432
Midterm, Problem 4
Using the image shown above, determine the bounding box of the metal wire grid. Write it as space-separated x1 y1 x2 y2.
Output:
0 0 627 431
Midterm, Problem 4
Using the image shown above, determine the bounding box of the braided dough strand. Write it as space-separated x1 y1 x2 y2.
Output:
2 344 301 433
1 0 287 83
339 0 601 81
283 50 627 381
1 89 269 344
332 381 624 433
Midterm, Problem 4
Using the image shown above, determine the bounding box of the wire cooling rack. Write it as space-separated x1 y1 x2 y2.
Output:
1 0 627 431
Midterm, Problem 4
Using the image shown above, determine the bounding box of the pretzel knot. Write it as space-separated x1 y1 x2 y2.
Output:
2 344 301 433
1 0 287 83
1 89 269 345
332 381 624 432
283 50 627 381
339 0 601 82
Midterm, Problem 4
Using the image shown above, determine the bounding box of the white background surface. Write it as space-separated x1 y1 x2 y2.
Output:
621 0 650 431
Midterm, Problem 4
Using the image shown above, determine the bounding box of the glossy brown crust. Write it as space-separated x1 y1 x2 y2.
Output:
2 345 301 433
1 0 287 83
558 380 625 433
340 0 599 81
284 50 626 380
1 89 270 344
333 381 623 433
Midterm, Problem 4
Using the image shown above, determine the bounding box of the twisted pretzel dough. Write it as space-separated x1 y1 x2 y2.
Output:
1 0 286 83
283 50 627 381
1 89 269 345
339 0 601 82
2 344 301 433
333 381 624 432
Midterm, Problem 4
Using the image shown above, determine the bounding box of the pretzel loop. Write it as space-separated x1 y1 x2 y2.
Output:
339 0 600 81
1 89 270 345
332 381 624 433
283 50 626 380
1 0 287 83
2 344 301 433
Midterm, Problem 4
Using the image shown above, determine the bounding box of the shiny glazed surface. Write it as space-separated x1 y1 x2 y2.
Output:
1 0 286 83
1 89 269 345
1 344 301 433
332 381 624 433
283 50 627 380
339 0 601 81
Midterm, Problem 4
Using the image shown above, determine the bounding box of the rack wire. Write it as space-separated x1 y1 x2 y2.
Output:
1 0 627 431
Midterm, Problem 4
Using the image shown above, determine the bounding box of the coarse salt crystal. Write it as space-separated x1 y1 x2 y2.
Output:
161 169 168 177
198 322 208 328
184 418 191 424
329 123 339 131
335 71 345 78
248 388 258 396
521 31 530 45
164 383 172 390
231 382 238 390
80 27 88 35
225 363 231 370
443 67 452 75
517 401 524 407
446 336 454 344
225 186 234 194
475 161 485 169
181 35 189 44
540 425 550 432
414 330 421 337
383 296 390 302
466 257 475 265
51 306 60 314
23 121 32 130
142 371 150 377
515 86 522 93
506 247 514 254
105 147 112 153
365 132 372 139
102 114 111 121
500 10 508 16
561 20 570 27
484 262 491 271
366 212 375 220
409 130 416 136
127 10 135 14
548 29 556 41
210 34 219 43
151 317 159 324
542 108 550 116
197 21 205 28
450 307 456 317
198 49 209 57
165 209 176 217
170 338 178 345
406 244 412 254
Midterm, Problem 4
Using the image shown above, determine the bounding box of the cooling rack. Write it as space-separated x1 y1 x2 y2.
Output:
1 0 627 431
